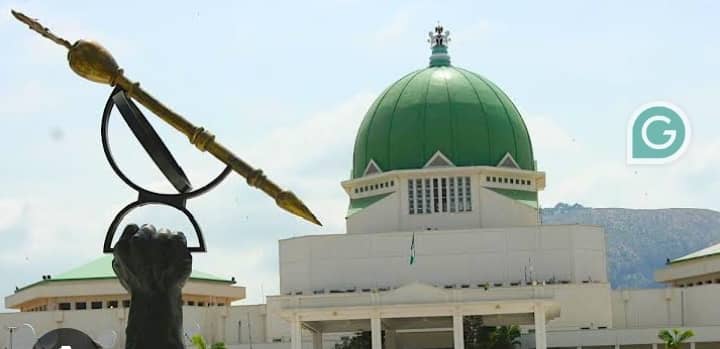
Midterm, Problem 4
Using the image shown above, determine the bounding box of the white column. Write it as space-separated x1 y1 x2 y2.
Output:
290 316 302 349
652 344 658 349
690 342 696 349
453 313 464 349
371 315 382 349
534 303 547 349
313 331 323 349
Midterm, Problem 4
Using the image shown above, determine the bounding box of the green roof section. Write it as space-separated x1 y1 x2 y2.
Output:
487 188 538 209
54 255 119 281
352 65 534 179
17 255 234 292
347 192 393 217
669 242 720 264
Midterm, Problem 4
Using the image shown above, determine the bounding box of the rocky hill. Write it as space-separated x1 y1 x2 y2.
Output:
541 203 720 289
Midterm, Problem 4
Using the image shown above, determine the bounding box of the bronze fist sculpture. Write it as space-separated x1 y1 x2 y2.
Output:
112 224 192 349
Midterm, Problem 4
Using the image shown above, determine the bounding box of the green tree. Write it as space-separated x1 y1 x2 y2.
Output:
658 329 695 349
464 316 494 349
190 334 227 349
191 334 207 349
334 331 383 349
489 325 521 349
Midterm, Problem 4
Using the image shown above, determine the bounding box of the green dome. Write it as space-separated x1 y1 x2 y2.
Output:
352 65 535 178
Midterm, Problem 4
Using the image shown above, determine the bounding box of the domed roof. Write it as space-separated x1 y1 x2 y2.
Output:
352 26 534 179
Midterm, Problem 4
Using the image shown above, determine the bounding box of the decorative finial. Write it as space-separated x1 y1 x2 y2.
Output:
428 22 450 48
427 22 451 67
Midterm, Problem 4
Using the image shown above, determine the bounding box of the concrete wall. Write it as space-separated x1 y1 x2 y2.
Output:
0 305 230 348
478 187 537 229
225 304 268 345
5 286 720 348
521 326 720 348
655 255 720 285
611 285 720 329
347 191 402 235
345 167 544 235
279 225 607 294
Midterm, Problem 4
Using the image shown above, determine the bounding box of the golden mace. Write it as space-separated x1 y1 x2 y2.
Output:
11 10 321 226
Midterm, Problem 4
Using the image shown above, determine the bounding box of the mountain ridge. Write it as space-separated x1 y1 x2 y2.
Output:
541 203 720 289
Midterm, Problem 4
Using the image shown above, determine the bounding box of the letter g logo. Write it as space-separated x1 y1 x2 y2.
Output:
627 101 690 164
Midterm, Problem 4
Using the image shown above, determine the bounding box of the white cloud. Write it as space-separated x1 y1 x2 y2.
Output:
525 114 581 154
0 199 25 230
371 12 411 47
0 197 109 266
458 19 492 43
240 92 374 232
246 92 373 173
528 112 720 211
0 81 64 118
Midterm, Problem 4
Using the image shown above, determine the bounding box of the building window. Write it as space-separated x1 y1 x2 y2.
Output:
59 303 71 311
123 300 131 308
464 177 472 211
407 176 472 215
458 177 465 212
198 302 205 307
390 180 394 186
107 300 118 309
188 301 195 306
432 178 439 213
408 180 415 214
441 178 448 212
415 179 423 214
449 177 456 212
424 179 431 214
75 302 87 310
91 301 103 309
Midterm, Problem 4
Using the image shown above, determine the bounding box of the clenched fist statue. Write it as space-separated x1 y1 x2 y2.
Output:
112 224 192 349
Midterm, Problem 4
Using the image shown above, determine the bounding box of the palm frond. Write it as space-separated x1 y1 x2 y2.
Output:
677 330 695 343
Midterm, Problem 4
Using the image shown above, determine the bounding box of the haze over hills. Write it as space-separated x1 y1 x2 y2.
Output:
541 203 720 289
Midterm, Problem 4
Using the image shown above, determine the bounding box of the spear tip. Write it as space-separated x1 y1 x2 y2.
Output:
10 9 72 49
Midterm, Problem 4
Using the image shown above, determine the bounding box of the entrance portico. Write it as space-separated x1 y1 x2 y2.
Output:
276 283 559 349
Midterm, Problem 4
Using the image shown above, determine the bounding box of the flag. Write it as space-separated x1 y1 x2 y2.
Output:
409 232 416 265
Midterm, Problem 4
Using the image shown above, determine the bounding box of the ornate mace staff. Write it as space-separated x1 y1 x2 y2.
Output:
11 10 321 226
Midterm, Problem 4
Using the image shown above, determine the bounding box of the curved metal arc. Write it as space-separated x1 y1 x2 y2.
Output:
101 87 231 253
111 89 192 193
103 200 207 253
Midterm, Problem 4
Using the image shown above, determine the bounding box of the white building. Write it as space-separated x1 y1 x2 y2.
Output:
3 25 720 349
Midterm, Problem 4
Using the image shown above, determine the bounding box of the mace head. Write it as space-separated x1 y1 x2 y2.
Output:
68 40 121 85
10 10 123 86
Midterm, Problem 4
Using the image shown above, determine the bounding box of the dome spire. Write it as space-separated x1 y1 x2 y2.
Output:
428 22 451 67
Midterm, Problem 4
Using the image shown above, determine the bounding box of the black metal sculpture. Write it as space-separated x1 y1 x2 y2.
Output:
112 224 191 349
10 10 323 349
101 87 232 253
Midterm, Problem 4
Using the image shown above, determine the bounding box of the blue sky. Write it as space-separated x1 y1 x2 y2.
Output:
1 0 719 309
